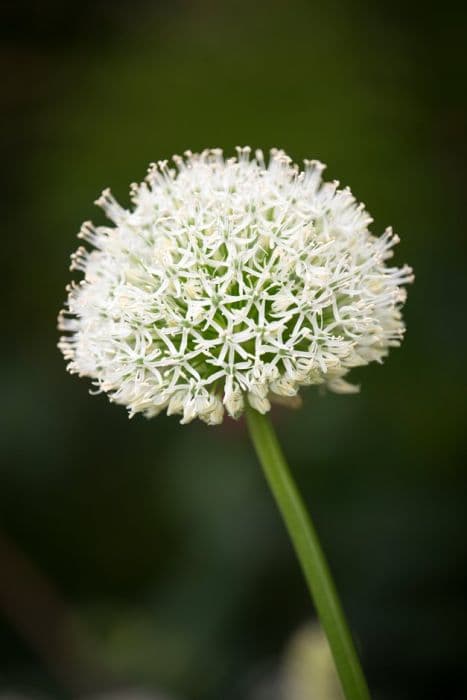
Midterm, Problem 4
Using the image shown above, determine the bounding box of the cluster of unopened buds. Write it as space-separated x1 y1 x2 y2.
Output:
59 147 413 424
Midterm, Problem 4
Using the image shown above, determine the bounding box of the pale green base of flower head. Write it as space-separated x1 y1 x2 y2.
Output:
59 147 413 425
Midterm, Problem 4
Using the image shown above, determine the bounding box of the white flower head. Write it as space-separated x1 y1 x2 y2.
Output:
59 147 413 425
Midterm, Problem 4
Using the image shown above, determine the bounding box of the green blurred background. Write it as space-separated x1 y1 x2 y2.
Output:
1 1 466 698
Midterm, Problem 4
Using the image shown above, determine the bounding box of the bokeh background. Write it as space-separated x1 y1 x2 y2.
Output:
1 1 466 698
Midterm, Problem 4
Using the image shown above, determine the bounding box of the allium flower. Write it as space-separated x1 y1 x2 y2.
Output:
59 147 413 425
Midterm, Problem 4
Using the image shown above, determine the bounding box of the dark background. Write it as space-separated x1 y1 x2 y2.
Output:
1 1 466 698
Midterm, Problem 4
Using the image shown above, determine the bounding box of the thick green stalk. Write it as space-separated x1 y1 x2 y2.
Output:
245 405 371 700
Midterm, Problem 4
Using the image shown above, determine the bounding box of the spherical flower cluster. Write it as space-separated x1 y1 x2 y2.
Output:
59 147 413 425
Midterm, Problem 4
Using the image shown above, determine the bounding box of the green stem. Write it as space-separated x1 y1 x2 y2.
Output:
245 405 371 700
